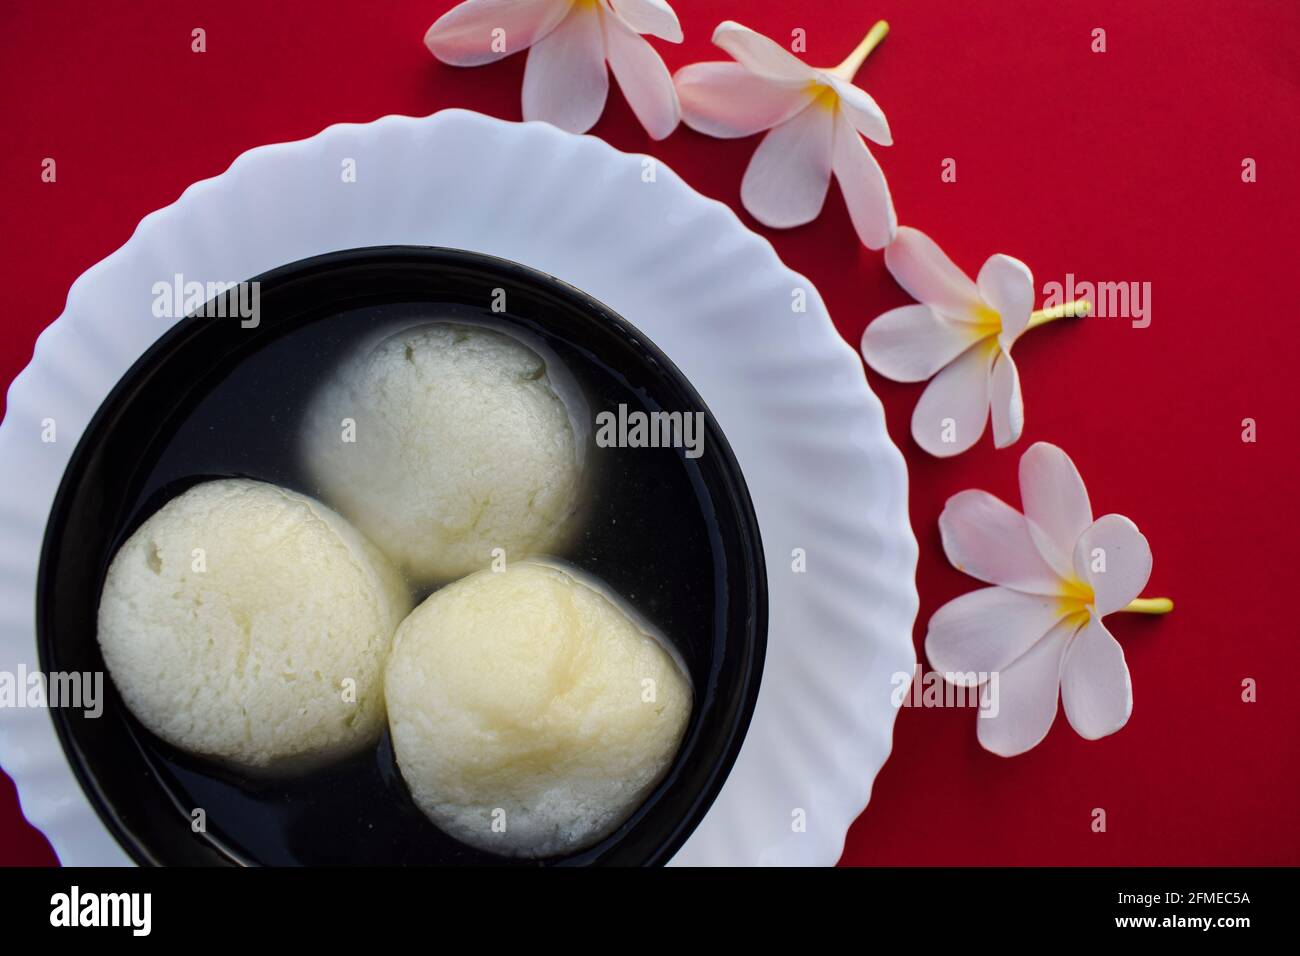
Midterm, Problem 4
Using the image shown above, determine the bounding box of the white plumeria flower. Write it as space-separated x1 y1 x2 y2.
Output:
674 20 897 249
425 0 683 139
861 226 1090 457
925 442 1173 757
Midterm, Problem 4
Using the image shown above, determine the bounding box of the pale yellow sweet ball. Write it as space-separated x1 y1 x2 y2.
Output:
97 479 410 770
301 323 584 585
385 561 692 857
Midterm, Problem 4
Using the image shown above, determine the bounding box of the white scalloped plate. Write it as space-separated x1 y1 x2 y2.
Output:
0 110 917 866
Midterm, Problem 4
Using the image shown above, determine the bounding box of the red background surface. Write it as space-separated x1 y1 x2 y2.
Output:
1 0 1296 866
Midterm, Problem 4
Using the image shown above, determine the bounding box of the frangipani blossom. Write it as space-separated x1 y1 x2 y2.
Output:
925 442 1173 757
861 226 1091 457
674 20 897 249
425 0 683 139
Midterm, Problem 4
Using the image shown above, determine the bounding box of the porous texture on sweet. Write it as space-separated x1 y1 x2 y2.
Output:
385 562 692 858
97 479 411 770
301 323 583 584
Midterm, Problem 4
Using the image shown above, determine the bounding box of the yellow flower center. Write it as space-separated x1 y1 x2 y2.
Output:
1057 576 1095 620
972 303 1002 336
809 83 839 111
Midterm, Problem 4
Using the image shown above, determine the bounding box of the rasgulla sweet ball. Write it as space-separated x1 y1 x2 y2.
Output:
97 479 410 770
385 561 692 858
301 322 584 584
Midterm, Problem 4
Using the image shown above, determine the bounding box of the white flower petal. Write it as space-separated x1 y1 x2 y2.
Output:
824 75 891 145
977 253 1035 346
426 0 571 67
1060 617 1133 740
884 226 984 323
926 586 1067 680
608 0 681 42
939 489 1066 594
603 9 679 139
860 305 984 383
674 62 813 138
522 2 609 133
910 343 993 457
830 110 897 250
989 349 1024 449
1019 442 1093 580
977 617 1077 757
740 103 834 228
1073 514 1152 615
712 20 817 85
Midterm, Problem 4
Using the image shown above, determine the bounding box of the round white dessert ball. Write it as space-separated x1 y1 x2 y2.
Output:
97 479 411 770
385 561 692 858
301 322 584 584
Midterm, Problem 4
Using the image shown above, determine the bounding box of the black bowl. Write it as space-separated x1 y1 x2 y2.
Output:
37 246 767 866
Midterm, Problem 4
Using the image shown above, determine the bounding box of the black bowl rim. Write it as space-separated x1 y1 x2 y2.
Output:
36 244 768 867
